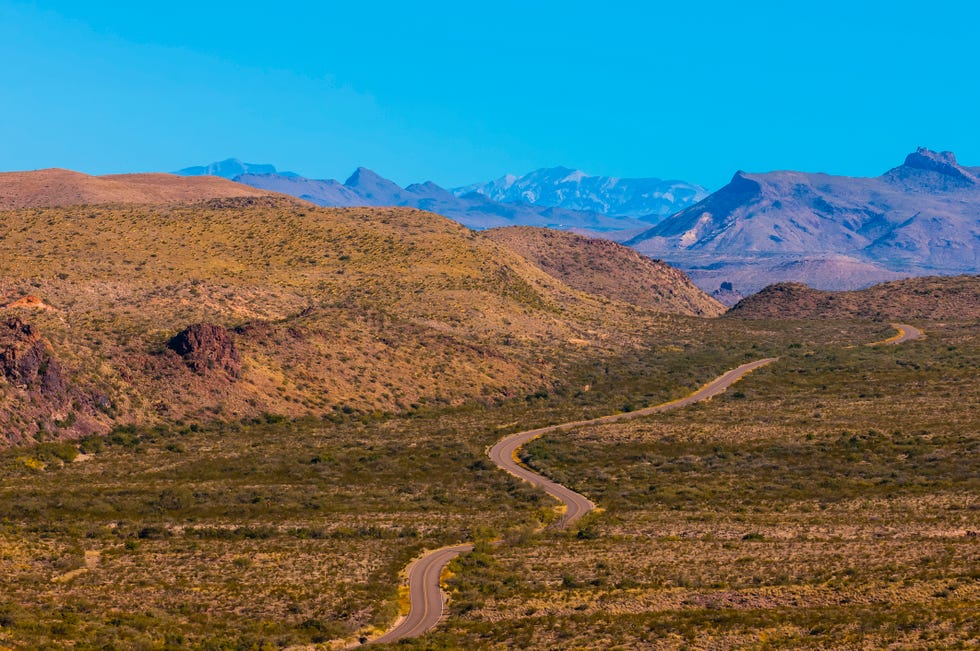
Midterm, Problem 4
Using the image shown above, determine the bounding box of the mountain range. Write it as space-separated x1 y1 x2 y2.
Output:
174 159 701 232
174 150 979 299
626 148 980 297
454 166 707 218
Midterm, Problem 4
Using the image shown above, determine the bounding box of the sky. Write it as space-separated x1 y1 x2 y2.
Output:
1 0 979 189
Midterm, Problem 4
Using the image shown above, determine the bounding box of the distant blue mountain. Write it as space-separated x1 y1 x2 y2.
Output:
175 158 298 179
179 160 649 231
455 167 708 220
625 147 980 296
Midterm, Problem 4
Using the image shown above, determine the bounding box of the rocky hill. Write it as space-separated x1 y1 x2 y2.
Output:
456 166 707 220
484 227 723 316
0 168 277 209
0 194 713 447
626 148 980 295
727 275 980 320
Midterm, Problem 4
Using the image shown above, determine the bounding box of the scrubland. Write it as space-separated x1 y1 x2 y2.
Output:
4 317 975 649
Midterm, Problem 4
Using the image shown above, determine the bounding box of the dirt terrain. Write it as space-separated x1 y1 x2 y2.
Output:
0 168 278 209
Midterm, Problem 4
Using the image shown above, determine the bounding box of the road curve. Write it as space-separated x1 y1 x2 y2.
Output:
368 358 778 644
869 323 923 346
369 543 474 645
369 336 926 644
488 357 779 528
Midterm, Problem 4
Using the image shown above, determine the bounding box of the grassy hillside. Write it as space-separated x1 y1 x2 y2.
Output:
727 275 980 320
0 169 276 209
483 227 724 316
0 197 705 445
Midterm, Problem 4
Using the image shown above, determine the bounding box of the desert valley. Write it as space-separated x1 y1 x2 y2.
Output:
0 164 977 649
2 3 978 649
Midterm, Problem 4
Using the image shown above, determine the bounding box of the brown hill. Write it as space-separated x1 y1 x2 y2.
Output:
0 168 277 209
0 197 707 445
483 227 724 317
727 275 980 320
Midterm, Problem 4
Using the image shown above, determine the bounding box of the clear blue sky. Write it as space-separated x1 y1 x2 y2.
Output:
2 0 978 189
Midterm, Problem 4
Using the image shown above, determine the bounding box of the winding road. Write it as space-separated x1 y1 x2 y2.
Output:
369 543 474 645
488 357 779 528
368 357 778 644
870 323 924 346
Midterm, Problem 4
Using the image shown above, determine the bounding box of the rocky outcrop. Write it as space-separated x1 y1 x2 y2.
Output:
896 148 978 187
167 323 241 377
0 317 67 397
0 318 111 445
711 282 745 307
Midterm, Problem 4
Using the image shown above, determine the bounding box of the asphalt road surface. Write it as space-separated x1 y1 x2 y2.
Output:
487 357 780 528
369 543 474 645
370 326 925 644
368 359 778 645
877 323 924 345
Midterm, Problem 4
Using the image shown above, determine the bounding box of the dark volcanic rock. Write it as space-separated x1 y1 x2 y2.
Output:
1 317 67 397
167 323 241 377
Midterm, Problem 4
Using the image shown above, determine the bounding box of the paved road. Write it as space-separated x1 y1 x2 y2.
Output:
872 323 923 345
488 357 779 528
369 330 926 644
369 357 778 644
369 543 474 645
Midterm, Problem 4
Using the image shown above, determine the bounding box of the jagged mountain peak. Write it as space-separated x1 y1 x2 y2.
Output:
884 147 978 189
899 147 976 183
628 148 980 295
344 166 389 186
905 147 960 169
454 167 707 220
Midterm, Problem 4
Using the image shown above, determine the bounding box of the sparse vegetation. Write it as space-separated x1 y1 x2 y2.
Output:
1 317 975 648
420 320 978 649
0 190 976 648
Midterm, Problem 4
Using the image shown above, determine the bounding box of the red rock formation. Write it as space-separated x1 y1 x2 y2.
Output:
0 317 66 397
167 323 241 377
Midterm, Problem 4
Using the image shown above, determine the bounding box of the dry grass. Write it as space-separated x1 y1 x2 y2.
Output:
416 320 980 649
0 169 276 210
0 198 699 444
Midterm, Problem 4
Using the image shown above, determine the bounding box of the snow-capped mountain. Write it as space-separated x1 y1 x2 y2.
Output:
454 167 708 221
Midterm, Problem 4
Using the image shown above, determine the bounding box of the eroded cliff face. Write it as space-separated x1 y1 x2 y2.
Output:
1 317 67 398
167 323 242 378
0 317 96 445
